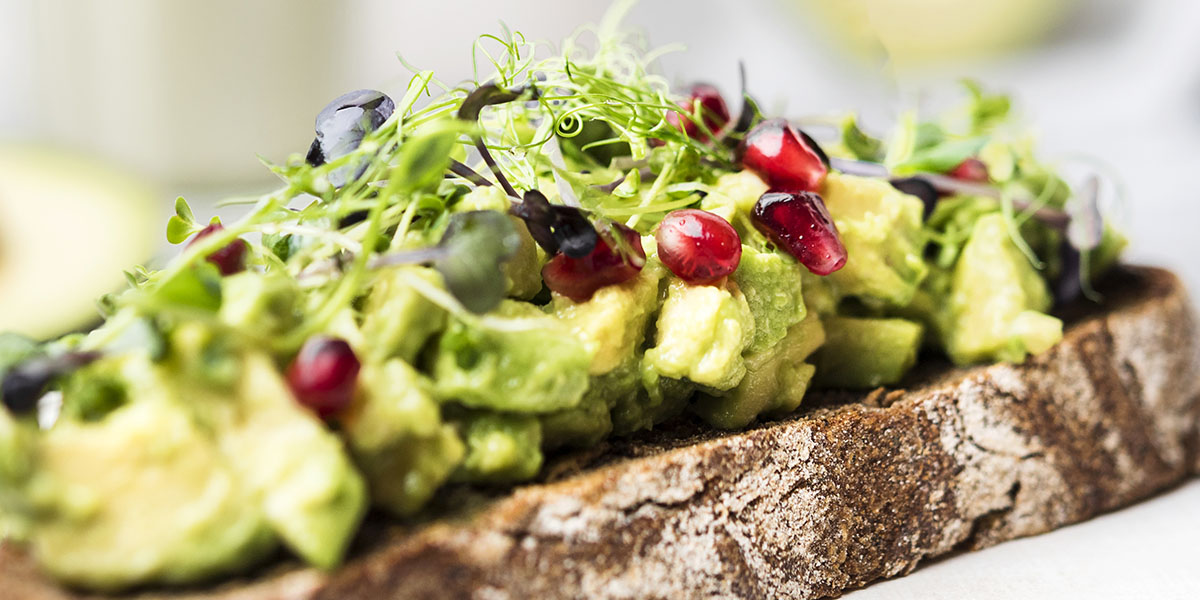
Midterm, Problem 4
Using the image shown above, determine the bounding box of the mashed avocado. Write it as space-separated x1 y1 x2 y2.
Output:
0 20 1115 592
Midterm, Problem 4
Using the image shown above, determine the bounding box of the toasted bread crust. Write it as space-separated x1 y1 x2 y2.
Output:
5 266 1199 600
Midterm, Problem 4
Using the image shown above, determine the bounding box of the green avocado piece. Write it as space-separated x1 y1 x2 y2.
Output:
644 279 754 391
821 173 929 306
503 216 545 300
432 301 590 413
943 213 1062 364
218 269 300 341
451 412 543 483
550 258 665 375
361 267 447 364
540 385 614 451
701 170 769 225
212 353 367 570
730 246 807 355
14 359 276 590
812 316 924 389
693 313 825 429
342 359 464 517
0 407 37 543
616 359 696 436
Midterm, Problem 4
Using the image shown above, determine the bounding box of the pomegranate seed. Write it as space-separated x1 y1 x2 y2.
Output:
543 223 646 302
739 119 828 193
286 336 360 418
949 158 989 183
665 83 730 143
188 223 248 275
655 209 742 285
751 191 846 276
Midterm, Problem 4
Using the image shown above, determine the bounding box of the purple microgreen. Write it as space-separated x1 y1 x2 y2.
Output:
3 351 101 416
1066 174 1103 251
474 138 520 199
433 210 522 313
458 84 537 200
728 61 761 137
449 159 494 187
889 177 939 219
1053 242 1083 305
456 83 534 122
511 190 597 258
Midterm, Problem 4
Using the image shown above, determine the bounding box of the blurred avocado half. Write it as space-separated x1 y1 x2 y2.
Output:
806 0 1080 67
0 146 159 339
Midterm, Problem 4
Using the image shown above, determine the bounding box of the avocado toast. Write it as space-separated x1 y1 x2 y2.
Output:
1 7 1192 599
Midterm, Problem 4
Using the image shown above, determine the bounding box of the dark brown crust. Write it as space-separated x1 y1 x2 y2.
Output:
4 266 1199 600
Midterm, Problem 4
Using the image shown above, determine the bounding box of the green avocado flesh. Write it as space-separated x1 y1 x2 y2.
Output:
0 22 1107 591
0 147 158 339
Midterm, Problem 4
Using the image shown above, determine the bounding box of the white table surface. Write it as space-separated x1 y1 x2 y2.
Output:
845 480 1200 599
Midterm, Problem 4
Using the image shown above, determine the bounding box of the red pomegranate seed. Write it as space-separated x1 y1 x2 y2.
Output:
739 119 828 193
665 83 731 143
655 209 742 285
188 223 248 275
751 191 846 276
543 222 646 302
286 336 361 418
949 158 989 183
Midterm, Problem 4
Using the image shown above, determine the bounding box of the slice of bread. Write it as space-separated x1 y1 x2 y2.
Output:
4 266 1197 600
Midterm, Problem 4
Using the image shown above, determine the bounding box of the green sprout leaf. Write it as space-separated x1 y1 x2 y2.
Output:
893 136 988 175
963 79 1012 134
166 215 199 245
392 122 465 194
434 211 521 314
146 262 223 313
174 196 195 223
840 114 884 162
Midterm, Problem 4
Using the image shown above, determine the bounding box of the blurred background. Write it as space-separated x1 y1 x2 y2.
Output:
1 0 1198 334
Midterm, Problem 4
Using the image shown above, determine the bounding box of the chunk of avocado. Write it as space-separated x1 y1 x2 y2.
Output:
218 268 300 341
693 313 825 429
701 170 769 225
551 259 665 375
644 278 754 390
616 359 696 435
812 316 924 389
730 246 807 355
540 381 614 451
451 412 543 483
433 301 591 413
821 172 928 306
341 359 464 517
15 360 275 590
212 353 367 570
943 213 1062 364
0 406 38 542
361 267 447 364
